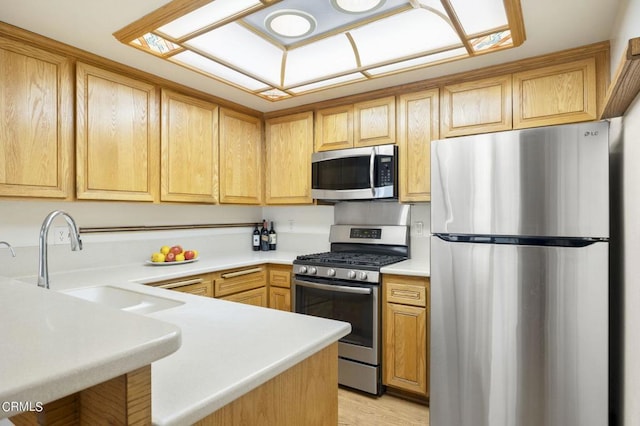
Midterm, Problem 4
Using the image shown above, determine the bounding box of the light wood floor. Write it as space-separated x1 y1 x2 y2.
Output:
338 387 429 425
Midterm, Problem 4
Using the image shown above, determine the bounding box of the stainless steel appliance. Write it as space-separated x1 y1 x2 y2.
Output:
293 202 409 395
430 121 610 426
311 144 397 201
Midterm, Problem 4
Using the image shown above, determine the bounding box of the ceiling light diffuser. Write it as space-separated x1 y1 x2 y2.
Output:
265 10 316 38
116 0 525 102
332 0 385 14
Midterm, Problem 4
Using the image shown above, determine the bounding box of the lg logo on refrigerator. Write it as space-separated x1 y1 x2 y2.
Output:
584 130 600 136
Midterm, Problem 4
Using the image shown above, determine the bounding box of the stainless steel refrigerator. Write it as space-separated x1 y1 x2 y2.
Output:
430 121 609 426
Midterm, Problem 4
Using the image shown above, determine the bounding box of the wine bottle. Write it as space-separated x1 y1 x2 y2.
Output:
252 224 260 251
260 219 269 251
268 222 277 250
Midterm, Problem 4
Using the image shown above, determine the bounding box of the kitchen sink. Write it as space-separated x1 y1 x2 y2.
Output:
64 286 184 314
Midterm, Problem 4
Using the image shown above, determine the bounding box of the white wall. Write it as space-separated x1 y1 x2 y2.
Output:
609 0 640 423
0 199 429 278
614 91 640 426
610 0 640 77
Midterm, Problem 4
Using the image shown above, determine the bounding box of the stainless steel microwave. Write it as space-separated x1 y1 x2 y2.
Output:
311 144 397 201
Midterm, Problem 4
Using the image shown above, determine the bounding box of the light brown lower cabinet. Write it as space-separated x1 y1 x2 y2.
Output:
11 366 152 425
382 274 429 398
146 264 292 310
268 264 292 311
146 274 214 297
219 286 267 307
213 265 268 308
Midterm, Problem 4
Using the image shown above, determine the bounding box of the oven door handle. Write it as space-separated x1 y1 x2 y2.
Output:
295 279 372 295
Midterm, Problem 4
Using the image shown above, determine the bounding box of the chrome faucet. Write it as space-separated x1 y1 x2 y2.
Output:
37 211 83 289
0 241 16 257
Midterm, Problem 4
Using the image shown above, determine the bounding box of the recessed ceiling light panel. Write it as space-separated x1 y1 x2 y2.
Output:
331 0 386 14
265 9 317 38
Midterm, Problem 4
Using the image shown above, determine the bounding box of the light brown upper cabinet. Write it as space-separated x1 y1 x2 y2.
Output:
315 96 396 151
76 62 159 201
219 108 262 205
513 57 597 129
397 89 439 203
354 96 396 147
315 104 353 151
441 75 513 138
160 89 219 203
0 38 73 199
265 112 314 205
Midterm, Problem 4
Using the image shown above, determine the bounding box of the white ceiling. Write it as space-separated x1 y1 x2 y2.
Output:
0 0 621 113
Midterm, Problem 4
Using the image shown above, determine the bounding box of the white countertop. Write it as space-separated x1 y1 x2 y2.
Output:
381 257 430 277
2 247 428 424
4 251 351 425
122 282 350 425
0 278 181 419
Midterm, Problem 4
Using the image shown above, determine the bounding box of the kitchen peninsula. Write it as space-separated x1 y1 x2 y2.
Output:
0 253 351 425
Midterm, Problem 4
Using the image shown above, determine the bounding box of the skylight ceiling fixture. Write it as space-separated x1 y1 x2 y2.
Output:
114 0 526 102
332 0 385 14
265 10 317 38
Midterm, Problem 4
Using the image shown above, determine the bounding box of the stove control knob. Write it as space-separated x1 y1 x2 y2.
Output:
298 266 308 274
309 267 317 275
327 268 336 277
347 270 357 279
358 271 368 281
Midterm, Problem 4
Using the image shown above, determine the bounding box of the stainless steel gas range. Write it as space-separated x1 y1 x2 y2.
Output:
292 202 410 395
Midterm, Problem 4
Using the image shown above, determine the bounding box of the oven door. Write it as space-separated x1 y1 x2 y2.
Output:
292 277 379 365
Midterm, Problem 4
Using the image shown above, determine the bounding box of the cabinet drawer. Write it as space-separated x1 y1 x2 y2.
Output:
147 274 214 297
383 275 429 308
386 283 426 307
269 265 291 288
214 266 267 297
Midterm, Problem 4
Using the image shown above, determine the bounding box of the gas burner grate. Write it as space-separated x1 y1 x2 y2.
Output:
295 251 407 268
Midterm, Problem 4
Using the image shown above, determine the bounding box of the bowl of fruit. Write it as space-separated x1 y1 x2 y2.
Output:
148 245 199 266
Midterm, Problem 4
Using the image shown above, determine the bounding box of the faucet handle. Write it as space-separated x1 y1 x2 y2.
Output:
0 241 16 257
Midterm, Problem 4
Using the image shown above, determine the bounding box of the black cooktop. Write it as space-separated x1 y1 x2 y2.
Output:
294 251 407 269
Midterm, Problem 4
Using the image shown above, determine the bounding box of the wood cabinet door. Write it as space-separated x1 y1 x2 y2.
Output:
354 96 396 147
219 108 262 204
315 105 353 152
441 74 512 137
221 287 268 308
383 274 429 397
161 89 219 203
269 286 291 312
0 38 73 199
265 112 313 205
513 57 597 129
397 89 439 203
76 62 159 201
383 302 428 396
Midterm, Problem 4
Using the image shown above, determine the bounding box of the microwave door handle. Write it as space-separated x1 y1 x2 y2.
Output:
369 147 376 197
295 279 372 295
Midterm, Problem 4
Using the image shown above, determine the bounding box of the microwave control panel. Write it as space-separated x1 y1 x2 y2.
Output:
377 156 394 185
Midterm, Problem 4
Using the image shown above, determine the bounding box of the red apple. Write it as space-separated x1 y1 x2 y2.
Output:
165 252 176 262
169 245 183 255
184 250 195 260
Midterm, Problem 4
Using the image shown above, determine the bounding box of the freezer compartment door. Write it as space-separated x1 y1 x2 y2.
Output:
430 237 608 426
431 121 609 238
